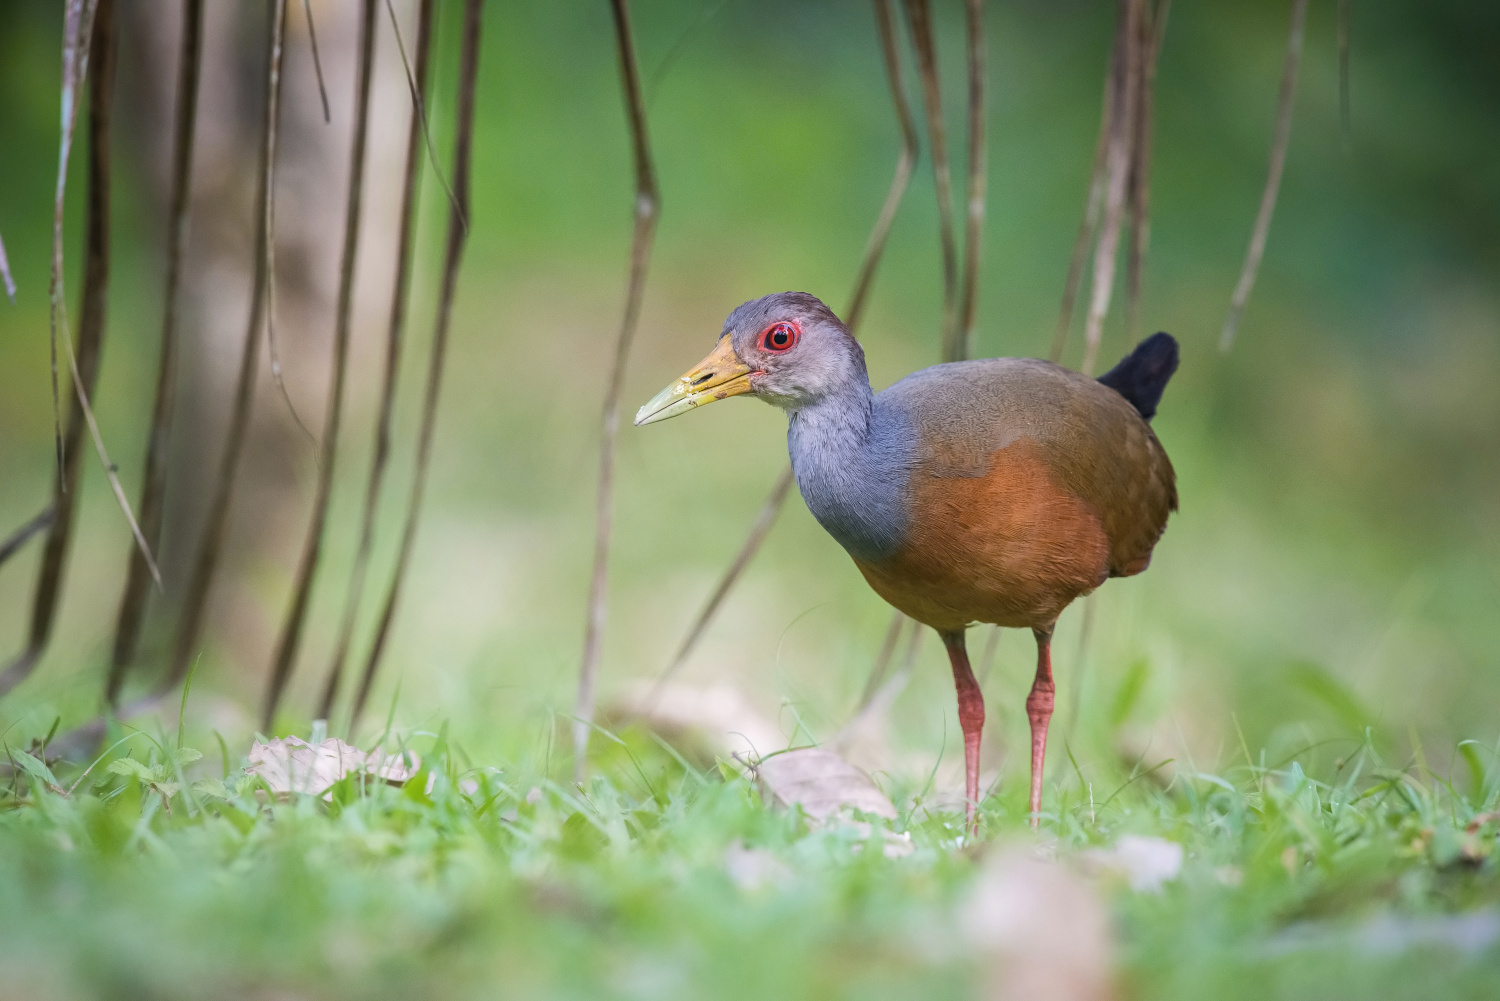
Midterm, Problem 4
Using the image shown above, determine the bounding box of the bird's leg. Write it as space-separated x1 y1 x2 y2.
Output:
941 630 984 834
1026 625 1056 828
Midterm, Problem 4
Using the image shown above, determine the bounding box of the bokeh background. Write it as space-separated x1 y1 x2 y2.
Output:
0 0 1496 795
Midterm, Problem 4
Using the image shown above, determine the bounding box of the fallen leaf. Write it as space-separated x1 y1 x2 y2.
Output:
1080 835 1184 893
964 846 1117 1001
754 747 897 821
246 737 419 797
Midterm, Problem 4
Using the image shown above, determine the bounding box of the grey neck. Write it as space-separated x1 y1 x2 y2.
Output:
784 376 912 563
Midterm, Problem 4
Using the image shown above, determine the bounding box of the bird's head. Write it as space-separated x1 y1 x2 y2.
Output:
634 291 865 426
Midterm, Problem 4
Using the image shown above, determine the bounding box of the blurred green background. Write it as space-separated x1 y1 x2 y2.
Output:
0 0 1497 791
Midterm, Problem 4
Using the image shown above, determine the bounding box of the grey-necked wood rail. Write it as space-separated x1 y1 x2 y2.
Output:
636 292 1178 830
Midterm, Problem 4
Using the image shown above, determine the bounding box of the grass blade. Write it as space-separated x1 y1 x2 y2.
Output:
0 229 15 302
0 506 54 569
298 0 332 124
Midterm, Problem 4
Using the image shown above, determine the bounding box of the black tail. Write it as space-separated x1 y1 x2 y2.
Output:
1097 332 1178 421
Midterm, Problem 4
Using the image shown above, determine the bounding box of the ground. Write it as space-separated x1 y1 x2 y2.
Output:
3 714 1498 1001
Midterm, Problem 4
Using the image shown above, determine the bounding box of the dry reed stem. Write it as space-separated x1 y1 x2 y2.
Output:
1049 66 1112 364
1220 0 1308 352
320 0 436 722
1081 0 1143 378
299 0 332 124
835 620 921 745
0 507 54 568
0 0 115 701
903 0 960 362
263 0 380 732
0 231 15 301
107 0 205 703
855 610 907 715
47 0 99 479
954 0 985 362
349 0 481 732
158 0 285 719
1124 0 1169 344
575 0 661 781
647 0 919 702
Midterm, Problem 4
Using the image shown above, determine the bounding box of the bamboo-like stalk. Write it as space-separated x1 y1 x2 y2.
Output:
1049 67 1112 364
162 0 286 706
903 0 960 362
1081 0 1143 378
263 0 380 732
1124 0 1169 344
1219 0 1308 352
319 0 436 723
0 0 115 700
349 0 482 733
575 0 661 781
954 0 985 362
646 0 920 703
106 0 205 705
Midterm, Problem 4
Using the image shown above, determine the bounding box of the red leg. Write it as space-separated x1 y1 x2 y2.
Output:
941 630 984 833
1026 626 1056 828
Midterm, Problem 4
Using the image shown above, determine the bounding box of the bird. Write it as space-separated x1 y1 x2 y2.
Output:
635 292 1178 830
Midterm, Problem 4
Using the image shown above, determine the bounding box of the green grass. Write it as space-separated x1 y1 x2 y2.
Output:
4 715 1498 1001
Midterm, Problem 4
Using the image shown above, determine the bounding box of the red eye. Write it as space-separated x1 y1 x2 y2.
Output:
760 321 799 353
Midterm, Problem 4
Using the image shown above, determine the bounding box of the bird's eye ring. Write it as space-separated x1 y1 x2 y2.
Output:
760 321 799 353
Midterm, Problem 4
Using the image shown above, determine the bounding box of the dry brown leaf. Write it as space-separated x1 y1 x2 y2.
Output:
246 736 419 797
754 747 897 822
964 846 1118 1001
610 682 783 761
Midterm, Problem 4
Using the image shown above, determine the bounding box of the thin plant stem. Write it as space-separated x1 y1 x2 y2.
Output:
845 0 918 332
856 611 907 715
0 507 54 568
263 0 380 732
649 0 919 698
1050 64 1112 364
1338 0 1350 151
107 0 205 703
575 0 661 782
1124 0 1169 344
0 0 115 701
383 0 464 232
645 467 794 705
349 0 482 733
48 0 101 479
1081 0 1143 378
319 0 436 723
163 0 285 707
299 0 331 124
1220 0 1308 352
903 0 960 362
955 0 985 362
0 230 15 301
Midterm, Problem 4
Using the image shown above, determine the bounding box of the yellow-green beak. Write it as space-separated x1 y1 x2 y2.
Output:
634 336 756 426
